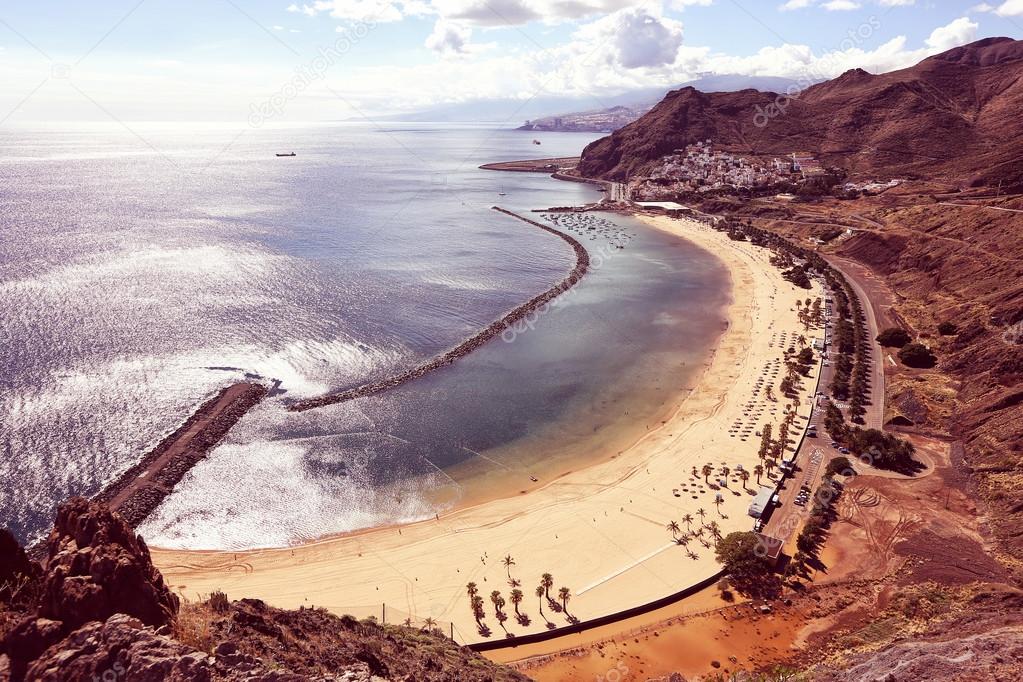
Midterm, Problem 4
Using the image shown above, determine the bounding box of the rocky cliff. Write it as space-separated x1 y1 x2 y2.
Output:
0 500 530 682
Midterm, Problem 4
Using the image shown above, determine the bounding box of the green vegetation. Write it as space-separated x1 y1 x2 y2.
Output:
876 327 912 347
937 321 958 336
898 342 937 368
824 456 854 477
714 531 782 599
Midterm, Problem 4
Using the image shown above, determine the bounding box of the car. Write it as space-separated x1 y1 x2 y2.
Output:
839 447 851 454
794 498 807 507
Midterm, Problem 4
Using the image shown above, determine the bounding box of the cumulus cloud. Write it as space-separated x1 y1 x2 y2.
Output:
993 0 1023 15
574 5 684 69
288 0 427 22
424 19 472 54
925 16 978 50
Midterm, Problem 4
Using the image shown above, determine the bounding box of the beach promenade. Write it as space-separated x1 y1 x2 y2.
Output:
151 215 822 646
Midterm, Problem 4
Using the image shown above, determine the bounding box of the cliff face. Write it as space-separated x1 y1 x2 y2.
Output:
0 500 530 682
578 37 1023 186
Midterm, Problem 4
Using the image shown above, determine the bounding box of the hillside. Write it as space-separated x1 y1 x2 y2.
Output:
0 499 529 682
578 37 1023 188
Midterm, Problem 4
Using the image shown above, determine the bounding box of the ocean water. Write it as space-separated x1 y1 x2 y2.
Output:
0 122 729 548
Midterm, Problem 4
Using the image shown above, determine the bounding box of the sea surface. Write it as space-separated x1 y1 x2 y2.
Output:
0 122 729 549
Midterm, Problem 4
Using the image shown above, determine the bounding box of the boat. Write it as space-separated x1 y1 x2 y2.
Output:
276 152 297 157
532 139 541 145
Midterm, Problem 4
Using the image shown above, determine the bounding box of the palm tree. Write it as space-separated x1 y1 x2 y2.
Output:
535 585 546 618
502 555 516 582
490 590 506 623
708 521 722 541
558 587 571 613
701 464 713 483
697 507 707 522
765 458 776 478
466 582 478 598
422 617 437 631
721 466 730 486
682 513 694 530
510 588 524 617
754 464 764 484
540 573 554 601
739 469 751 491
713 493 724 516
403 617 412 627
666 520 680 538
471 594 485 624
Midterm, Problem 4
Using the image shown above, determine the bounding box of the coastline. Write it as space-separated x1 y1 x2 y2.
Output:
151 214 822 647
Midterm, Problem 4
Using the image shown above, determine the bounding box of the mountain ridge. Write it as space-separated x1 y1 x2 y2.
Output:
578 38 1023 188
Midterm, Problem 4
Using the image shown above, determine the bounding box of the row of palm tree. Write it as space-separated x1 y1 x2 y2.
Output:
466 565 573 636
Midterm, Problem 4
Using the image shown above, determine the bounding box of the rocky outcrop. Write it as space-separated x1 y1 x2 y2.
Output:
21 614 387 681
0 530 39 604
39 498 178 632
1 499 530 681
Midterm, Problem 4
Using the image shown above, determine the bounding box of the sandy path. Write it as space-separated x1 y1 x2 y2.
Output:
150 216 821 646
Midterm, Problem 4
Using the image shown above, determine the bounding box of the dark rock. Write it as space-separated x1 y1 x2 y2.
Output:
0 530 40 604
38 498 178 632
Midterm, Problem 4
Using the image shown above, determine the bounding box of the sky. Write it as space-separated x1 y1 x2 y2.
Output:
0 0 1021 123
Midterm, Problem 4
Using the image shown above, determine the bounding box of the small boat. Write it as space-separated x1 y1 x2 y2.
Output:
276 152 297 157
498 192 507 196
532 139 541 145
530 475 538 482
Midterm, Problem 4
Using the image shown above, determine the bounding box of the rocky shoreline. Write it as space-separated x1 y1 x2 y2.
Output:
289 207 590 412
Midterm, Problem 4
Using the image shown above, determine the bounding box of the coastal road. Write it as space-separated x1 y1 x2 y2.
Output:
823 255 888 430
764 256 888 545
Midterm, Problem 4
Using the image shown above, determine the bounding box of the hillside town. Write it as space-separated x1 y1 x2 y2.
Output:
633 142 827 200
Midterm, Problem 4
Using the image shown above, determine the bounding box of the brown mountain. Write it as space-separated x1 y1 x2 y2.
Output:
578 37 1023 188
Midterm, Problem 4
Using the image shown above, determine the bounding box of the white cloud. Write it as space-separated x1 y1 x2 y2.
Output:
574 5 684 69
822 0 861 9
993 0 1023 15
925 16 978 51
878 0 914 6
779 0 813 9
424 19 472 54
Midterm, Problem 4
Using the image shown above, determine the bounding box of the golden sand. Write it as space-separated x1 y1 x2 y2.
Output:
151 215 821 645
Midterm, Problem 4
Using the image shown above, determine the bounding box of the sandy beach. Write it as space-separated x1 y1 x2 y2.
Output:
150 214 822 646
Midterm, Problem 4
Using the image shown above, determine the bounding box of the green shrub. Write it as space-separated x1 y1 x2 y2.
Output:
876 327 912 347
898 342 937 368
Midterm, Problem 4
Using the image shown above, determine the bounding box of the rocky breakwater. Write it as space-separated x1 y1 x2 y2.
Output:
92 382 268 528
0 499 531 681
289 207 590 412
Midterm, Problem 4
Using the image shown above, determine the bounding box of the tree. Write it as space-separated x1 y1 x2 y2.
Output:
702 464 713 483
510 588 523 616
682 513 694 530
713 493 725 516
825 456 854 477
937 321 958 336
721 466 730 486
540 573 554 600
502 554 516 583
697 507 707 522
759 424 773 460
898 342 937 368
714 531 781 599
753 463 764 484
876 327 912 348
558 587 571 612
666 520 681 538
739 468 751 490
534 585 545 617
422 617 437 631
